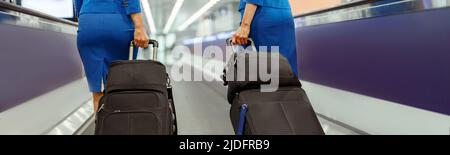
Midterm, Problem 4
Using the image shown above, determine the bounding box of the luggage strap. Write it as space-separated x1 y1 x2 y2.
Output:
237 104 248 135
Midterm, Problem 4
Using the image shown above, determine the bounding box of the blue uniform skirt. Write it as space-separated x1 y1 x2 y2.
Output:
77 13 138 92
243 7 299 75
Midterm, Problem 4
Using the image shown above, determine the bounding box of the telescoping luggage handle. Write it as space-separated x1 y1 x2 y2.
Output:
226 38 257 53
129 39 160 60
222 38 257 86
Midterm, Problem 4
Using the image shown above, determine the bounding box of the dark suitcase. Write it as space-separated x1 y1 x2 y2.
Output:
223 38 324 135
95 40 177 135
222 39 301 103
230 87 324 135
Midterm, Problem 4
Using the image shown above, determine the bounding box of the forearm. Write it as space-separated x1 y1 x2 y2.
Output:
241 3 258 28
130 13 149 48
232 3 257 44
130 13 145 29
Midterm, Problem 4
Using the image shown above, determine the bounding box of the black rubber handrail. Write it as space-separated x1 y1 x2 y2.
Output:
294 0 381 18
0 1 78 26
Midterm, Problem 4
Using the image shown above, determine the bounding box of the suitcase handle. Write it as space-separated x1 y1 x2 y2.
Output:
222 38 256 86
129 39 159 60
226 38 257 52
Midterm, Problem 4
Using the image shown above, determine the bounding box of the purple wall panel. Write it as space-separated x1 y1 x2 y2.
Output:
296 8 450 115
0 24 84 112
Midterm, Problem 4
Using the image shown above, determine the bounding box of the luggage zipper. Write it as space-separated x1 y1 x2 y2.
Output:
98 91 165 113
98 103 105 113
107 109 157 114
101 110 159 125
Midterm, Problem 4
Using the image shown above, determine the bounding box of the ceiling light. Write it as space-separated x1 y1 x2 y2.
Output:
142 0 157 34
163 0 185 34
177 0 220 31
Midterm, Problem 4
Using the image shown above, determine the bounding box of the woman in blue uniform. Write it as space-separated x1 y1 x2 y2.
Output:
75 0 149 112
232 0 299 75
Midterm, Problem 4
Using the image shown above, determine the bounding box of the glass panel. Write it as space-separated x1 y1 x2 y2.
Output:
176 0 368 42
291 0 364 15
295 0 450 27
176 0 240 41
19 0 74 18
175 0 450 43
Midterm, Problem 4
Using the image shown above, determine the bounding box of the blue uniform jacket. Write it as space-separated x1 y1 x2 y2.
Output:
239 0 291 12
74 0 141 17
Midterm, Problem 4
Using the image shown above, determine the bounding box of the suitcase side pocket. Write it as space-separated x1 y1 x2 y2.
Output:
95 91 171 135
97 110 160 135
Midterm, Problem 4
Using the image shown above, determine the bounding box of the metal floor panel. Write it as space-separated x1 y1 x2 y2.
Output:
172 81 234 135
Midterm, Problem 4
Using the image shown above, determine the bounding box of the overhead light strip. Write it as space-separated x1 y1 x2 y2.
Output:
163 0 185 34
177 0 220 31
142 0 157 34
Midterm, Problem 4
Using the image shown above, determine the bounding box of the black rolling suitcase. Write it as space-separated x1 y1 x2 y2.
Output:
95 40 177 135
223 38 324 135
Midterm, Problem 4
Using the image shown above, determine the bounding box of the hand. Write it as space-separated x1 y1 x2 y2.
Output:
134 27 149 48
232 25 250 45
